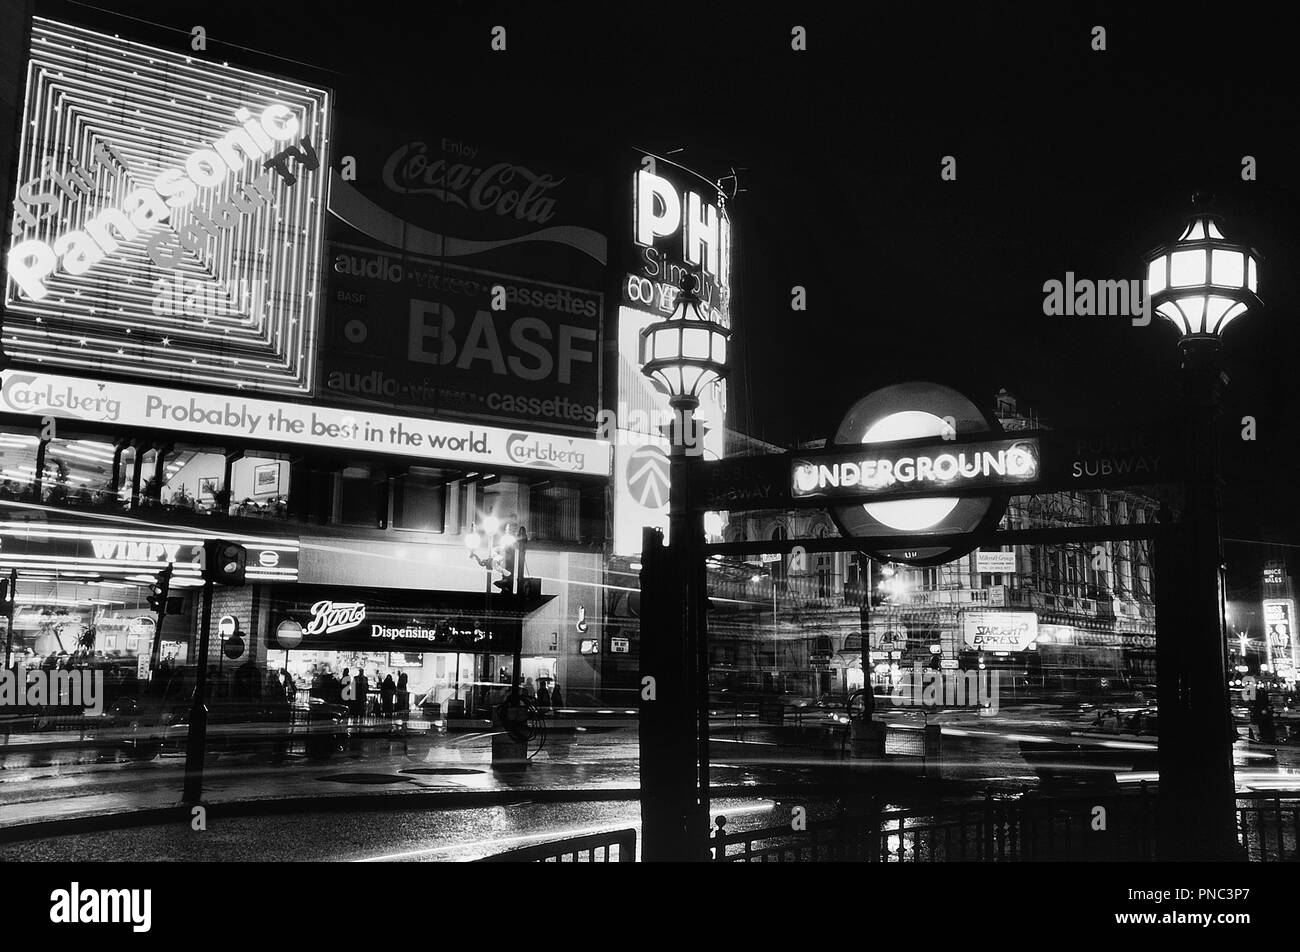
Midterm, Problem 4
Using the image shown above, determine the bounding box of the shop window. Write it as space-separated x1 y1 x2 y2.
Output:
115 445 136 507
529 481 581 543
392 467 447 532
337 464 387 528
231 456 290 518
0 431 40 497
161 448 227 513
41 437 117 506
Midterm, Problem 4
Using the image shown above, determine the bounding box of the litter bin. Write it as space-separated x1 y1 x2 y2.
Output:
306 701 345 760
851 718 885 758
758 697 785 725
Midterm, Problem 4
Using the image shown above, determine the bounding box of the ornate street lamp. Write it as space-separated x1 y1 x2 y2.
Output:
639 276 730 414
464 515 503 714
638 274 730 861
1145 192 1262 348
1143 192 1262 861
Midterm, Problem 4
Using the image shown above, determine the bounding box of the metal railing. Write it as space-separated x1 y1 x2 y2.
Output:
473 791 1297 862
710 789 1299 862
477 828 636 863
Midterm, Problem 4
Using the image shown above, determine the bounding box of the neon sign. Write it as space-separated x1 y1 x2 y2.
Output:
0 520 299 582
634 168 730 291
821 383 1018 565
3 19 331 395
306 601 367 635
793 440 1040 498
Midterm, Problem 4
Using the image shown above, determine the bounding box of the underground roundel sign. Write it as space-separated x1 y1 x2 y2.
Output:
796 382 1039 566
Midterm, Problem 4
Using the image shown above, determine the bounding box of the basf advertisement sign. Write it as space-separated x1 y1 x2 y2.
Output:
322 117 606 434
612 153 732 555
323 246 601 432
4 18 331 396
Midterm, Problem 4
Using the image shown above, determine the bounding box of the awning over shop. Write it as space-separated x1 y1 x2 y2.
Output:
269 583 554 654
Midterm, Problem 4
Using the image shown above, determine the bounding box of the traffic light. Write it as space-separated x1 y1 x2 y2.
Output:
148 564 173 614
873 561 904 606
203 539 247 585
0 571 13 610
869 560 888 608
493 525 539 598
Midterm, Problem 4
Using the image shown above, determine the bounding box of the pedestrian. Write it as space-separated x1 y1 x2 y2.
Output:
396 670 409 713
536 681 552 711
523 677 536 700
381 674 396 716
550 682 563 709
354 670 370 718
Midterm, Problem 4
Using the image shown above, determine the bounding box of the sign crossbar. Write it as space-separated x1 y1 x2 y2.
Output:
703 522 1169 558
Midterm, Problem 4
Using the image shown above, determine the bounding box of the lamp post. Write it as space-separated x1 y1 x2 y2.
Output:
465 514 502 715
1144 191 1262 860
638 274 730 860
750 569 778 677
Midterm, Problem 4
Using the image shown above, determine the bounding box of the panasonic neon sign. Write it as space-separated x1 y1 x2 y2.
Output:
3 18 331 395
8 104 310 300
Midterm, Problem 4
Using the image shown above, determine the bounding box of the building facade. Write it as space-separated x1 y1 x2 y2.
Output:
715 391 1160 704
0 9 736 714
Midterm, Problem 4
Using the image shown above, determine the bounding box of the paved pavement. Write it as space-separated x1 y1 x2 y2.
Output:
3 704 1297 844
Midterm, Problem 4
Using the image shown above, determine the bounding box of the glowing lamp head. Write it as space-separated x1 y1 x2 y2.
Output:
481 515 500 535
639 275 730 406
1144 192 1261 348
464 531 482 550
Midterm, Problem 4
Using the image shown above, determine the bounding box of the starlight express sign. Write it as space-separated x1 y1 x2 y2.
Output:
3 18 331 395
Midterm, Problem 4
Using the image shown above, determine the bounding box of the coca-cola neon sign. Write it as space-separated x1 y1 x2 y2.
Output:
382 144 563 224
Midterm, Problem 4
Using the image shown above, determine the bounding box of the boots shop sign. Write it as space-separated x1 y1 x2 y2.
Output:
4 18 331 396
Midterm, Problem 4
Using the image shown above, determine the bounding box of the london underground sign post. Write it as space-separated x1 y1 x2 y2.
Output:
669 361 1242 860
796 383 1038 565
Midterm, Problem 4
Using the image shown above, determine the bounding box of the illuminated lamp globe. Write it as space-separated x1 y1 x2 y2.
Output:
639 274 730 407
1144 192 1262 351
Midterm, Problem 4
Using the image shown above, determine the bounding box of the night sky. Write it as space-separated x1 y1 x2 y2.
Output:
39 0 1300 576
